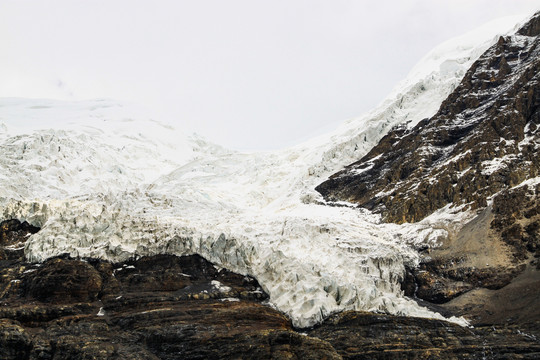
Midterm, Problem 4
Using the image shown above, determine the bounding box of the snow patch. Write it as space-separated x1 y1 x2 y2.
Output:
211 280 232 293
220 298 240 302
481 154 517 175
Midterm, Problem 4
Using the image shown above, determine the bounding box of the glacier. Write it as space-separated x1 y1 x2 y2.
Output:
0 16 527 328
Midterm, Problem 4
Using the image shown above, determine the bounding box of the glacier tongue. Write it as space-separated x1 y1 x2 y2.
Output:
0 16 524 328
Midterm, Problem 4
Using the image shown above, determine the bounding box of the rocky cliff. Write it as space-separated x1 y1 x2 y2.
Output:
316 12 540 225
315 10 540 344
2 219 540 359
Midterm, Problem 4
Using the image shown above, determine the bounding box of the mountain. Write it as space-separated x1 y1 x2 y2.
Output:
1 13 524 331
317 11 540 325
316 12 540 225
1 11 540 360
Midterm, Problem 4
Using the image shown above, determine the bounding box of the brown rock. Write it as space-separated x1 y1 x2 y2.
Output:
0 249 341 359
24 258 103 302
0 319 32 360
414 270 473 303
309 311 540 359
0 219 39 261
316 12 540 225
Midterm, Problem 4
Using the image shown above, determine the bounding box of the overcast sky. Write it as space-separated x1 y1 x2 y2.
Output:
1 1 538 150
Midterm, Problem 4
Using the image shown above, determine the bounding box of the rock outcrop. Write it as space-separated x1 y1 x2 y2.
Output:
309 311 540 360
315 11 540 348
316 12 540 225
0 220 340 359
2 219 540 359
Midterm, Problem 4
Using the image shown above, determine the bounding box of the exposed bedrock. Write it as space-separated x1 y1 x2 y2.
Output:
316 12 540 225
1 220 341 359
2 219 540 359
309 311 540 360
315 12 540 352
397 178 540 326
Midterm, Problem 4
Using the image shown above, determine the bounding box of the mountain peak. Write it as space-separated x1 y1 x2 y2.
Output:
316 12 540 224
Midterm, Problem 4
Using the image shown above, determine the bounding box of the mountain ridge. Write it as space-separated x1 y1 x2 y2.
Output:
316 10 540 330
316 11 540 224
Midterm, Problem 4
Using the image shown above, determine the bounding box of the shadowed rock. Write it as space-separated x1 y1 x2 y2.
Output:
316 12 540 335
1 219 540 359
316 12 540 225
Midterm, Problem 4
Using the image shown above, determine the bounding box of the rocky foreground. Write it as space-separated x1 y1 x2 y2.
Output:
1 219 540 359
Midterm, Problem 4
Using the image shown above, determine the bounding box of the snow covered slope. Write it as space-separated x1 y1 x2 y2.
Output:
0 15 527 328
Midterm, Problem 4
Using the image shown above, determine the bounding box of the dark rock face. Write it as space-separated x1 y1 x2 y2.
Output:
25 258 103 302
491 182 540 259
0 255 340 359
0 219 39 261
402 258 527 304
316 11 540 225
309 311 540 360
408 266 474 304
0 220 340 359
2 220 540 358
313 13 540 351
397 175 540 310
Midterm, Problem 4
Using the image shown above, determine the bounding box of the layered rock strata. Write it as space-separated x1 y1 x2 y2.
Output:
2 219 540 359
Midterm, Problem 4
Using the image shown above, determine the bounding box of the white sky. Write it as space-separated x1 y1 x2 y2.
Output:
1 1 538 150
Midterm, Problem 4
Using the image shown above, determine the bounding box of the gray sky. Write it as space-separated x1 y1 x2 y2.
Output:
1 1 538 150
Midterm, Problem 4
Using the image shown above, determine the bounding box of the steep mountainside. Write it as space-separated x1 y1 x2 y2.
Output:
316 11 540 224
317 12 540 328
